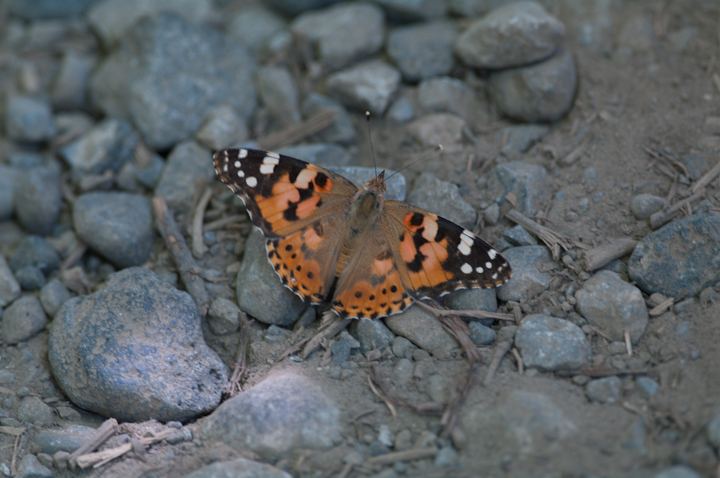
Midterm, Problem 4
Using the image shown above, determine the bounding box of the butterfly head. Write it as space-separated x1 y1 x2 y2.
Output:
364 171 387 195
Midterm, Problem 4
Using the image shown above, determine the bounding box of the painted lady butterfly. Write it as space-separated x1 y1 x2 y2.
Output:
213 148 511 320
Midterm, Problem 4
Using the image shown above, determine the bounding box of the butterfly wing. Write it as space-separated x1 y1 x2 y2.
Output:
214 148 359 303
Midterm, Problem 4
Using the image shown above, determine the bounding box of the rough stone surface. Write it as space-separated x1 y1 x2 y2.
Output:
0 256 21 308
445 288 498 319
227 6 287 57
706 412 720 449
155 141 215 214
182 458 293 478
491 161 549 216
575 270 649 344
417 76 485 125
301 93 357 146
455 1 565 69
8 0 99 19
36 425 95 455
291 3 385 71
628 214 720 298
9 236 60 275
499 124 550 155
18 396 54 425
200 373 340 461
585 376 622 404
387 21 458 82
371 0 446 22
236 229 305 326
2 297 48 345
468 321 497 346
652 467 703 478
406 172 477 229
90 13 256 150
268 0 343 16
207 298 241 335
51 52 95 110
630 194 665 220
384 305 458 359
49 267 227 422
15 266 46 291
406 113 466 148
515 314 591 371
349 318 396 353
194 105 247 151
5 94 56 143
73 192 153 269
256 66 301 129
489 48 577 122
276 144 353 168
0 165 18 221
496 246 555 302
326 60 401 116
16 454 53 478
14 167 62 235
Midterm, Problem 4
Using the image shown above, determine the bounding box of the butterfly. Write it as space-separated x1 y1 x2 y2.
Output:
213 148 511 320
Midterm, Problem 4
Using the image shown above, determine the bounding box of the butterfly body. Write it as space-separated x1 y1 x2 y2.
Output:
214 148 511 320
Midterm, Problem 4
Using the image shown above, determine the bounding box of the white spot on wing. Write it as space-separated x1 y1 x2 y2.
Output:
238 149 248 159
458 241 471 256
237 170 245 178
488 249 497 260
485 262 492 269
223 165 228 172
461 263 472 274
260 163 275 175
263 155 280 165
234 161 241 168
265 151 280 159
476 266 484 273
295 169 315 188
246 176 257 187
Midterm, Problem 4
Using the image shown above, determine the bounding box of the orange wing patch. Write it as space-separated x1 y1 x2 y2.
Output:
398 211 455 290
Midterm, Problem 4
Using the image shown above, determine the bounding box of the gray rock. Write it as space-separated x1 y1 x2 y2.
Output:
5 94 56 143
200 373 340 460
406 172 477 229
59 118 140 182
417 76 483 124
49 267 227 422
16 454 53 478
492 161 549 216
264 325 291 344
449 0 516 17
267 0 343 16
387 96 414 123
575 270 649 343
0 370 14 384
277 144 353 168
349 318 396 353
393 358 414 385
207 298 241 335
0 256 21 308
370 0 446 22
9 236 60 275
18 396 53 425
256 66 301 129
90 13 256 150
15 266 46 291
182 458 292 478
155 141 215 214
116 153 166 191
652 466 703 478
629 214 720 298
484 203 500 225
406 113 466 148
36 425 96 454
301 93 357 146
387 21 458 82
194 105 248 151
291 3 385 71
14 167 61 235
8 0 99 19
332 334 358 364
489 48 577 122
384 305 458 359
326 60 401 116
455 1 565 69
0 165 19 221
227 6 287 57
73 192 153 269
468 321 496 346
328 167 406 201
515 314 591 371
87 0 212 47
392 336 415 358
559 0 613 51
503 225 538 247
236 229 305 326
496 246 555 302
636 376 659 398
630 194 664 220
585 376 622 404
707 412 720 448
445 288 498 321
51 52 95 110
39 279 72 318
3 296 47 344
499 124 550 155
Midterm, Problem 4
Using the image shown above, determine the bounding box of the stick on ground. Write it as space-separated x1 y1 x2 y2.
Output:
580 238 638 271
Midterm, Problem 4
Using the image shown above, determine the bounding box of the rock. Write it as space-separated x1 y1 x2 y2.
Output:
371 0 446 22
36 425 96 454
349 318 396 353
267 0 343 17
575 270 649 343
301 93 357 146
406 113 466 148
155 141 215 214
558 0 613 51
503 225 538 247
328 167 406 201
277 144 353 168
636 377 659 398
51 52 95 109
10 236 60 276
326 60 401 116
707 412 720 448
291 3 385 71
392 336 416 358
207 298 241 335
256 66 301 129
15 266 46 291
630 194 664 220
468 321 496 346
73 192 153 269
387 96 414 123
515 314 591 371
406 172 477 229
449 0 516 17
0 257 21 308
18 396 53 425
417 76 484 124
445 288 498 320
652 466 702 478
496 246 555 302
387 21 458 82
0 165 19 221
87 0 212 47
14 167 62 235
16 454 53 478
236 229 305 326
455 1 565 69
332 332 360 364
489 48 577 122
8 0 99 19
200 373 340 460
628 214 720 298
59 118 140 182
227 6 286 57
499 124 550 155
194 105 247 151
384 305 458 359
491 161 549 216
182 458 292 478
5 94 56 143
585 376 622 404
90 13 256 150
49 267 227 422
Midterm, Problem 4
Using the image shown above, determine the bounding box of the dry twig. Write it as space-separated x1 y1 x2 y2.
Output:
76 429 175 469
223 314 252 398
649 191 704 229
257 109 337 150
483 341 512 386
691 157 720 194
301 314 352 359
416 300 513 322
505 209 585 259
68 418 118 469
580 238 637 271
191 187 215 258
367 447 438 465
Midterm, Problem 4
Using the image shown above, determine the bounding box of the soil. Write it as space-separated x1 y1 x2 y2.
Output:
2 1 720 477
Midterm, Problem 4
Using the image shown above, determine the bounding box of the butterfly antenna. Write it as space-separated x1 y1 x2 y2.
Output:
385 144 443 181
366 111 378 178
